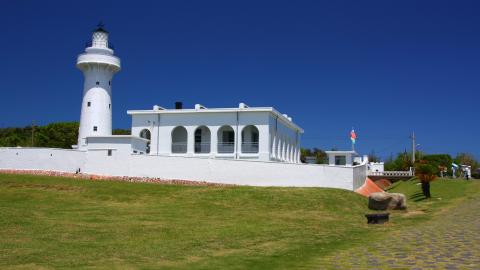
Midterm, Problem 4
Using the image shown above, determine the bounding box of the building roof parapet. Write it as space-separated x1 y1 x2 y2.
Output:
127 106 304 132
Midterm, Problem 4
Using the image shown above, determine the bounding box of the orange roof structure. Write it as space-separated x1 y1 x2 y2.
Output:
355 177 384 197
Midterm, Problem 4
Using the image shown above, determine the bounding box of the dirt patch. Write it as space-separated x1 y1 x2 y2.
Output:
0 169 236 187
401 210 425 217
5 183 82 192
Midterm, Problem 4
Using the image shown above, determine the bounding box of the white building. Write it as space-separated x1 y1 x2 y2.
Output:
0 25 368 191
128 103 303 163
325 151 369 167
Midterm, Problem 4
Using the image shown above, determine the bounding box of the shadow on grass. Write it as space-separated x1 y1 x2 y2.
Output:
412 197 428 202
410 192 427 202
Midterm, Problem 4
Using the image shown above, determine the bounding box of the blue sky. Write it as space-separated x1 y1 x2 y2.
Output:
0 0 478 159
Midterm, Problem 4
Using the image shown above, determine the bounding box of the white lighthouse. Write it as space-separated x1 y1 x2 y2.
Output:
76 24 121 149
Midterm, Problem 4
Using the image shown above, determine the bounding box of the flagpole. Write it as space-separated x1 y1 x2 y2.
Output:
350 128 356 152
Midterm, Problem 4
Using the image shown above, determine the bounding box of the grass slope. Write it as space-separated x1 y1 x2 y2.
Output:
0 174 477 269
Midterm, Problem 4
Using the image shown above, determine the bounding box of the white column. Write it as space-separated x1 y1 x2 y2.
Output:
187 126 195 156
236 125 243 157
270 135 277 159
289 142 293 163
285 139 290 162
278 138 282 161
258 125 269 161
288 141 292 163
275 137 280 161
210 126 219 157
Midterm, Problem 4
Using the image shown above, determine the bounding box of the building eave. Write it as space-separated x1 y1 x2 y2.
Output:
127 107 304 133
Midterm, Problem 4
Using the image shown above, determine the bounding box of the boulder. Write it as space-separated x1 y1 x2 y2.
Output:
368 192 407 210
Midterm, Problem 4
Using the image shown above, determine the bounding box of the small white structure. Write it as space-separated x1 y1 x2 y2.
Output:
85 136 149 155
0 25 368 191
368 162 385 173
326 151 357 166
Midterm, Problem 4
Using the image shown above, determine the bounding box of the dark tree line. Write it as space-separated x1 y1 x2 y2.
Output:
300 148 328 164
0 122 130 149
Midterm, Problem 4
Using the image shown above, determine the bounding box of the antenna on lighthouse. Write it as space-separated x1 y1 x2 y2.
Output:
95 21 108 32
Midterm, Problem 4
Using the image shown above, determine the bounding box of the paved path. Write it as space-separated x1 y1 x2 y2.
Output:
319 196 480 269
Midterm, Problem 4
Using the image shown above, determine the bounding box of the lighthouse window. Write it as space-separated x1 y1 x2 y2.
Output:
109 104 111 109
87 102 91 107
96 81 100 85
93 126 98 132
109 81 111 85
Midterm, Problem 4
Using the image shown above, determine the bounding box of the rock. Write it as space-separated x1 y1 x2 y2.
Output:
368 192 407 210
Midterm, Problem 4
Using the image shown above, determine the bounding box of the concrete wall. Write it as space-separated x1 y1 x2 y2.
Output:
0 148 86 173
82 152 365 190
0 147 367 190
352 164 368 190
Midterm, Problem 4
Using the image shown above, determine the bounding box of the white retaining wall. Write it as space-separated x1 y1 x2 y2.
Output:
0 147 367 190
352 164 368 190
0 148 86 173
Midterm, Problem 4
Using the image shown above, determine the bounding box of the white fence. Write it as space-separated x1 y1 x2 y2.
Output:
368 171 413 177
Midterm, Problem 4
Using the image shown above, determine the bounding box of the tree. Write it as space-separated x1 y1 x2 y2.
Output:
113 128 131 135
422 154 453 176
35 122 79 149
300 147 327 164
0 122 130 149
454 153 478 171
384 151 412 171
415 162 438 198
368 150 380 163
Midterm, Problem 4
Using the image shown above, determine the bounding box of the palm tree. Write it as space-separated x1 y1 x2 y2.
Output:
415 162 438 198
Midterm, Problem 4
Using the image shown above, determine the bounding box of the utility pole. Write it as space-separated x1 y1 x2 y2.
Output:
31 120 35 147
411 131 416 164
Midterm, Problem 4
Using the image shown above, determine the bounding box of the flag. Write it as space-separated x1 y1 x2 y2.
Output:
350 129 357 144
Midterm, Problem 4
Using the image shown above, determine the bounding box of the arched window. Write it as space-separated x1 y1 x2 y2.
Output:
171 126 188 153
217 125 235 153
194 126 211 153
241 125 259 153
139 129 151 154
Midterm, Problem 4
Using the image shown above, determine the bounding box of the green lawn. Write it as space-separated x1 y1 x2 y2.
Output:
0 174 478 269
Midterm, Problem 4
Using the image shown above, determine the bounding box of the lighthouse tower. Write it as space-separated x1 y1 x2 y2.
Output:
76 24 121 149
